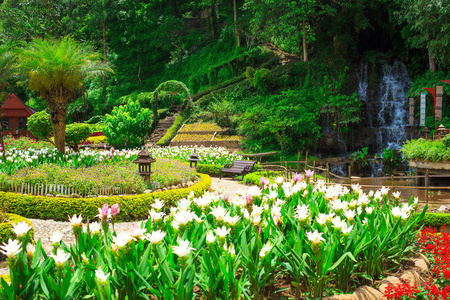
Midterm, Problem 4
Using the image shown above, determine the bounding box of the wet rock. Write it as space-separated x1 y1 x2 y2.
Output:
354 286 383 300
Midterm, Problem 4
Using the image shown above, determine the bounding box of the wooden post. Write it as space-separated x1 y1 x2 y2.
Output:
326 163 330 183
313 161 316 182
305 151 309 169
348 166 352 187
425 170 429 203
391 175 395 191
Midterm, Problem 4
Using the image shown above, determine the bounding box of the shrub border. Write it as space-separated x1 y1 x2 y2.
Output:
0 213 34 246
0 174 211 222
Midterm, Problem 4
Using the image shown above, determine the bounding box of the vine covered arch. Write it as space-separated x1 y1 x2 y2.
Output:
152 80 192 130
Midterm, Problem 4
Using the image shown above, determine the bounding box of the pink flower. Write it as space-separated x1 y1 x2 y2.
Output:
294 173 303 182
246 194 253 206
305 169 314 179
97 203 109 221
224 194 229 202
260 177 269 186
111 203 120 217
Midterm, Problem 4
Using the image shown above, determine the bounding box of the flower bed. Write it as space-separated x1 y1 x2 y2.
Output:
3 136 52 151
0 174 211 221
213 134 242 141
149 146 242 165
384 227 450 299
150 158 197 189
172 133 214 142
0 174 425 298
179 122 222 132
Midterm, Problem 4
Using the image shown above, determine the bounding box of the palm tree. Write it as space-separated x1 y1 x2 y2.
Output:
17 36 113 153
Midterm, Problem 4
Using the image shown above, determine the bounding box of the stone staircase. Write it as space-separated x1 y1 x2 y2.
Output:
145 113 178 147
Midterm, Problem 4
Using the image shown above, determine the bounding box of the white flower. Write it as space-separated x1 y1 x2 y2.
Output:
26 244 35 256
330 200 348 211
215 226 231 238
380 186 390 195
172 239 196 257
0 239 22 258
414 197 419 204
392 191 401 199
341 225 353 235
89 222 102 234
151 199 165 211
177 198 192 211
294 204 310 221
224 243 236 256
50 230 63 245
306 230 325 246
224 214 240 226
259 241 273 258
144 230 166 244
316 213 328 225
129 224 146 240
95 267 110 282
11 221 32 238
49 248 70 267
210 206 227 221
365 207 374 214
148 209 165 222
112 232 133 249
391 207 402 218
331 217 347 230
206 231 216 244
68 214 83 227
343 210 356 222
173 210 195 226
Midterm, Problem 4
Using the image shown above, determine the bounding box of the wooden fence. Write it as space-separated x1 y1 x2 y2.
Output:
0 181 133 197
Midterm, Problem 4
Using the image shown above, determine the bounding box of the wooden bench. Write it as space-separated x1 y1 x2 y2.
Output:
220 160 257 179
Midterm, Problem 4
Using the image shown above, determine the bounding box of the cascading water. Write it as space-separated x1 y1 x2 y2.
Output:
356 60 413 176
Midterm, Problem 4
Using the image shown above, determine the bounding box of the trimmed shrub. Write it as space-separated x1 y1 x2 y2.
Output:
65 123 93 151
27 111 53 141
0 213 34 246
418 212 450 228
156 114 184 146
195 163 223 177
0 174 211 221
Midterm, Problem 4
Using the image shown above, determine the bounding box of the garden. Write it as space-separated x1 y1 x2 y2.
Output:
0 171 445 299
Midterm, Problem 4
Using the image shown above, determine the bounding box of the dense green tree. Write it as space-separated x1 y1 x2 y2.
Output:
0 44 16 158
17 36 113 153
394 0 450 72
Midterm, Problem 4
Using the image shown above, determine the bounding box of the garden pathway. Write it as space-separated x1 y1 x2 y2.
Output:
0 177 251 275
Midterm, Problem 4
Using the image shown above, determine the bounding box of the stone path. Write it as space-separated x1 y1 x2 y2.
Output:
0 177 251 275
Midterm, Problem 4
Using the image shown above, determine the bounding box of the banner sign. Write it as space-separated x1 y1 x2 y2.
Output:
420 93 426 126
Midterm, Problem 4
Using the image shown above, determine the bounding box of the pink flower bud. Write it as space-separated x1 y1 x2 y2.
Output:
246 194 253 206
224 194 229 202
260 177 269 186
101 203 109 219
294 173 303 182
111 203 120 216
305 169 314 179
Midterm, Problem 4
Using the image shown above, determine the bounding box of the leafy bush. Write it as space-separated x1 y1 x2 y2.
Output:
195 163 223 176
84 135 107 145
65 123 92 151
242 171 278 186
401 138 450 162
417 213 450 228
0 173 211 221
156 114 184 146
85 115 105 124
104 101 152 148
0 213 34 247
27 111 52 141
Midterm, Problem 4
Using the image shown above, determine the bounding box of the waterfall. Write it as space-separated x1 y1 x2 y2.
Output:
357 60 413 176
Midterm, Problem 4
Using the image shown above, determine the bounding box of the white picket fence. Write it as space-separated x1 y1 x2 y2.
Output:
0 181 133 196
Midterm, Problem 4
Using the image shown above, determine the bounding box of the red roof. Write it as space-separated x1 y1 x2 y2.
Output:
2 93 34 118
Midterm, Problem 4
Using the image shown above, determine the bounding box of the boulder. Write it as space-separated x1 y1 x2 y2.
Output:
55 194 69 198
70 193 81 198
144 190 152 194
46 194 54 197
412 258 429 273
417 253 430 266
354 286 383 300
400 270 423 287
378 276 400 294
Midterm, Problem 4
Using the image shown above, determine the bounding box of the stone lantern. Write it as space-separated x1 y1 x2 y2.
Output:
423 126 430 139
438 124 447 137
188 150 200 168
133 150 156 183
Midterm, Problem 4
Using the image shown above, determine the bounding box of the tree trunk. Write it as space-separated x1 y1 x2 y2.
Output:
302 20 308 62
210 1 216 38
171 0 180 17
233 0 240 47
429 50 437 72
102 18 108 107
49 101 68 154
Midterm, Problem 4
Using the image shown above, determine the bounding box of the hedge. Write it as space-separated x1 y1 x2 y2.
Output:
0 174 211 222
156 114 184 146
0 213 34 246
418 212 450 228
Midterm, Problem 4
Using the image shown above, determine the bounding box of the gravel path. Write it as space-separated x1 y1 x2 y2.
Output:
0 177 252 275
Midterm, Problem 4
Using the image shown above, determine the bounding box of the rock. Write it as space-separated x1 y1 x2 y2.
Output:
70 193 81 198
412 258 429 273
354 286 383 300
46 194 54 197
177 184 182 189
156 189 162 193
55 194 69 198
323 295 356 300
87 195 97 198
400 270 423 287
437 205 448 211
144 190 152 194
378 276 400 294
417 253 430 266
162 188 167 191
182 183 187 187
98 195 108 198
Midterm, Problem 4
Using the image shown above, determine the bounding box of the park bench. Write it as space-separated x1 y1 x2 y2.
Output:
221 160 257 179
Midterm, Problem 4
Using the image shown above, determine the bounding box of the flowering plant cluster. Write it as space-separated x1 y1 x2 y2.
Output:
0 147 139 175
384 227 450 300
179 123 222 132
3 136 52 151
148 146 242 165
0 174 425 299
151 158 197 188
172 133 214 142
